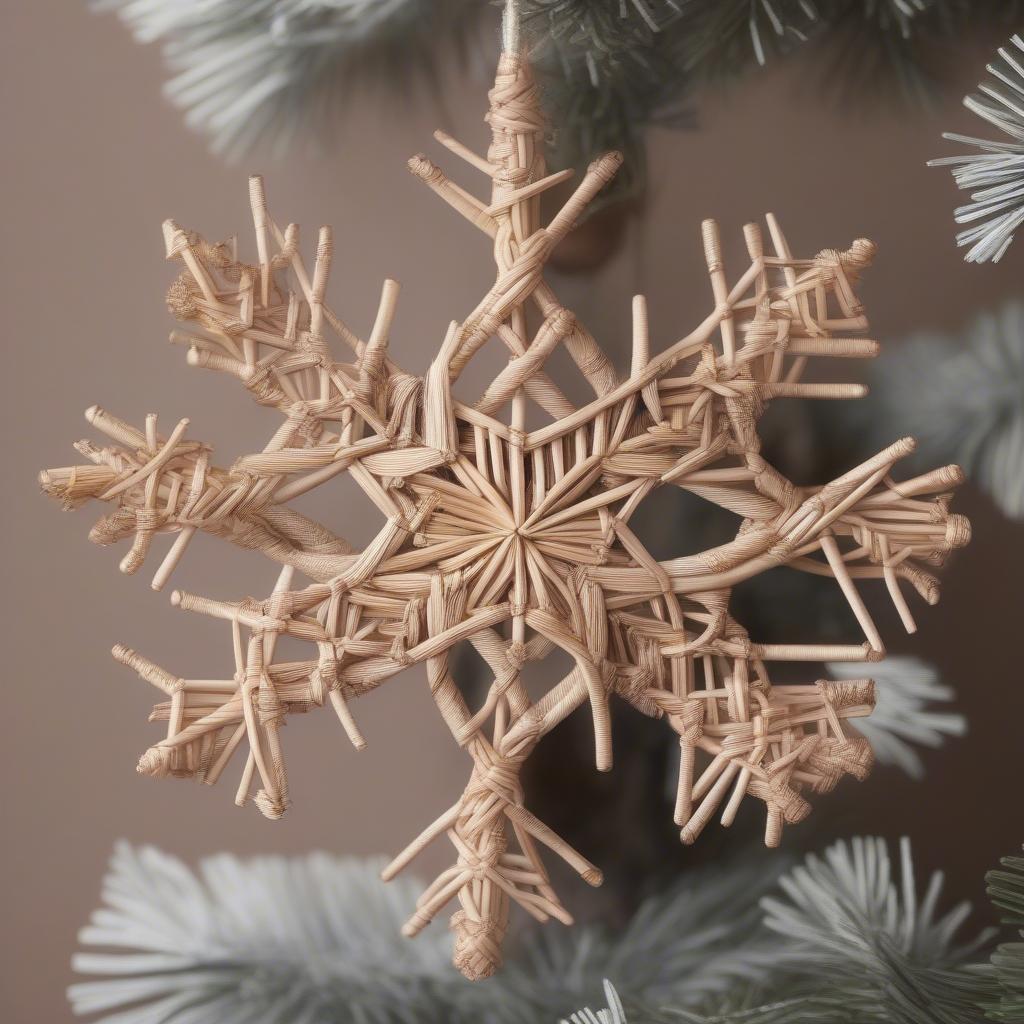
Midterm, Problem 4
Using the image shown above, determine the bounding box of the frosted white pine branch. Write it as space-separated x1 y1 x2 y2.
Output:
930 34 1024 263
71 837 1002 1023
861 301 1024 520
93 0 477 159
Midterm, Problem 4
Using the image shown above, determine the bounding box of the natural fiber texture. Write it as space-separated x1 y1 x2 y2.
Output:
41 43 969 979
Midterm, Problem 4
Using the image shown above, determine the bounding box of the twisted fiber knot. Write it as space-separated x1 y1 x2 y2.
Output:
197 473 264 524
238 360 274 390
546 305 576 336
751 459 795 508
237 597 288 634
389 638 413 667
451 909 507 981
853 523 888 563
902 563 941 604
794 490 826 521
269 229 298 270
614 666 659 716
258 682 286 726
505 642 527 670
728 392 766 436
113 644 183 693
834 238 876 273
766 767 812 825
702 529 764 572
804 736 874 793
197 236 241 275
132 507 165 533
586 152 623 185
310 639 351 705
89 507 138 545
492 162 534 190
297 330 330 361
166 272 199 319
254 790 287 820
211 310 253 336
494 223 519 273
736 516 761 539
944 513 972 550
242 373 286 407
462 309 505 347
505 705 543 746
460 742 526 828
287 404 323 444
765 535 799 565
918 548 948 569
485 134 515 164
487 56 546 138
386 371 421 420
744 313 788 347
929 494 953 520
238 595 266 616
692 354 727 388
137 745 173 778
819 679 876 711
721 619 753 653
455 837 504 875
653 692 704 742
812 248 845 279
407 153 442 185
507 427 526 449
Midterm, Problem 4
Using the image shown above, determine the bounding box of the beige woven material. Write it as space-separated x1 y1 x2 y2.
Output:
40 45 970 980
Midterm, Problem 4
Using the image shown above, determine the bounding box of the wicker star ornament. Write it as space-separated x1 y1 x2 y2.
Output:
41 31 970 980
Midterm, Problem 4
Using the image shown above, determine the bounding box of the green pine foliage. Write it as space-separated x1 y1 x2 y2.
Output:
985 852 1024 1021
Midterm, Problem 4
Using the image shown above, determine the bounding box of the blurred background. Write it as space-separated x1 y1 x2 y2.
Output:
4 3 1023 1020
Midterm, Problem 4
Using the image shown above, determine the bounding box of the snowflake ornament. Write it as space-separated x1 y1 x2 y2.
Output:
41 24 970 980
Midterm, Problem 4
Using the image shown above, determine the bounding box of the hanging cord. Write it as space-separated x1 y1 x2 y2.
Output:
502 0 521 54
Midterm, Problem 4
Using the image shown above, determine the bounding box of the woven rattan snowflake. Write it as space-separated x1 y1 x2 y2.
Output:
41 39 970 979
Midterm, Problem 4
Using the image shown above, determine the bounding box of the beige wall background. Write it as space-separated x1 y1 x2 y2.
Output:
4 5 1023 1021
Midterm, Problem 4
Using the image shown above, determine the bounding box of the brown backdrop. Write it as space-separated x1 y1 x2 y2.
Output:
3 6 1022 1020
